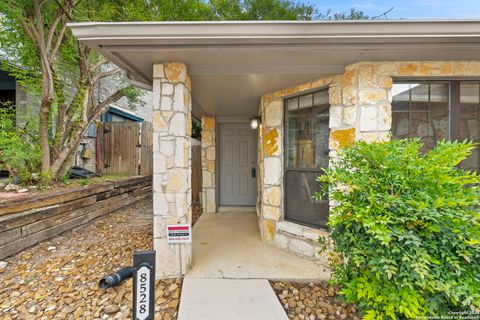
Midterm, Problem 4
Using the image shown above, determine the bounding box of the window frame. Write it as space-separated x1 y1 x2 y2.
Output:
392 79 480 170
283 88 330 171
282 87 331 229
392 80 451 142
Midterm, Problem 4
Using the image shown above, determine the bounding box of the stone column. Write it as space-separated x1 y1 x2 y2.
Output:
258 97 283 242
201 116 216 213
152 63 192 278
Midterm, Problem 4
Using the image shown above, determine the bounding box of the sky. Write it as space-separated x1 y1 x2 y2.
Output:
305 0 480 19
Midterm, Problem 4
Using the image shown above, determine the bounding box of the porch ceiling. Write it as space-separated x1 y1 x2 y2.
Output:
69 20 480 118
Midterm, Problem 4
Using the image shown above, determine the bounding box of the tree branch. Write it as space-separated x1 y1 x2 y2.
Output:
46 11 65 53
90 57 108 73
50 88 127 178
19 18 39 45
88 89 125 122
34 0 46 49
53 0 74 21
48 18 68 65
91 68 123 85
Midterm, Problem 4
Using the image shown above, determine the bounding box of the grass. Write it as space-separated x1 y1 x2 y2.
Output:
0 173 135 193
62 173 132 188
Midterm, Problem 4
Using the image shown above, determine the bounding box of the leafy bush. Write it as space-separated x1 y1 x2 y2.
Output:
0 105 41 183
316 139 480 319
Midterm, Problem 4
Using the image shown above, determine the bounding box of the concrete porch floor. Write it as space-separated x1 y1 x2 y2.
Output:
186 210 330 281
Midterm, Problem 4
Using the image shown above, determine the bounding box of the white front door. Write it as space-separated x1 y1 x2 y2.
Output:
218 123 257 206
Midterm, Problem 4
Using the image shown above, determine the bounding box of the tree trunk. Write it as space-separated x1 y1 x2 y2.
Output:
39 98 51 173
49 87 126 181
38 51 55 174
49 116 89 180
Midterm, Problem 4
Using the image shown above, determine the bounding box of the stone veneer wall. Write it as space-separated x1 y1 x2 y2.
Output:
334 61 480 146
258 76 337 239
258 60 480 260
152 63 193 278
201 116 216 213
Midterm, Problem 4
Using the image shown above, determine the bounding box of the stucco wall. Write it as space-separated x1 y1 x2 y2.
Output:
257 60 480 260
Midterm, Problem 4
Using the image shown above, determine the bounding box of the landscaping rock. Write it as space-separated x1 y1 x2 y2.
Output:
104 304 120 314
4 183 17 191
168 283 179 292
271 281 361 320
0 199 184 319
0 261 8 273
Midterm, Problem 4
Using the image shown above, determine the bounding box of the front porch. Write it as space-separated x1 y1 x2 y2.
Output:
68 20 480 279
186 210 328 280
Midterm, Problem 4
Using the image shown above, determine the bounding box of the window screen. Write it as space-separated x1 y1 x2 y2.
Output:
392 81 480 171
392 82 449 152
284 89 330 229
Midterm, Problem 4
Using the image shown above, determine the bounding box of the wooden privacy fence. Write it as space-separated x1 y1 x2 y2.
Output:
140 122 153 175
97 122 202 202
98 122 153 175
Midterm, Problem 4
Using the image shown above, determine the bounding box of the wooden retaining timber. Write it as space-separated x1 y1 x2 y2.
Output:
0 176 152 260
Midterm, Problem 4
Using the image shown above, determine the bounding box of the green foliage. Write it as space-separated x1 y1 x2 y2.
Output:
0 0 369 183
120 84 144 111
315 139 480 319
192 118 202 140
78 178 90 186
319 8 369 20
0 105 42 183
208 0 316 20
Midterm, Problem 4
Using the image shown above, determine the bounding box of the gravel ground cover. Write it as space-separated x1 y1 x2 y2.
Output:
271 281 362 320
0 195 361 320
0 199 182 320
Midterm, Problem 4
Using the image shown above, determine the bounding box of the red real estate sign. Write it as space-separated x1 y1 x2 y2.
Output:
166 224 192 244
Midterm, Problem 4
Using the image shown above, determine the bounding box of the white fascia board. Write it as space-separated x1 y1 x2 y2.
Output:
68 20 480 87
68 20 480 45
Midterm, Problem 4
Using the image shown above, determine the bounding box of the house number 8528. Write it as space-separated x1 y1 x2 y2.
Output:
135 266 150 320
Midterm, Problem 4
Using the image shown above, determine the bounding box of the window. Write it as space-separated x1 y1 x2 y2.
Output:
458 83 480 171
392 81 480 171
284 89 330 229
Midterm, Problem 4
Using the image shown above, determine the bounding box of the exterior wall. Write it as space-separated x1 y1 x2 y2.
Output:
97 63 153 123
333 61 480 146
152 63 193 278
135 91 154 123
201 116 216 213
257 76 339 262
258 60 480 260
15 84 40 129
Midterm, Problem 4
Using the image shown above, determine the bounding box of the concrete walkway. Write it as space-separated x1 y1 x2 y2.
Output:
177 278 288 320
178 210 330 319
186 211 329 281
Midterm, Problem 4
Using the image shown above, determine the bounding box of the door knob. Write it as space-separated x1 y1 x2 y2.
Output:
251 167 256 178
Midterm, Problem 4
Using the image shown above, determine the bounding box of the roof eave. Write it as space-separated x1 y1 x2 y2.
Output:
68 20 480 87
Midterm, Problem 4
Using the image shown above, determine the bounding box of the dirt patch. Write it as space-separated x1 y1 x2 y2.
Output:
271 281 361 320
0 199 183 319
191 199 203 226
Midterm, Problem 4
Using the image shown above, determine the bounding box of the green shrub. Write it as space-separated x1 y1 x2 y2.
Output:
0 105 41 183
316 139 480 319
